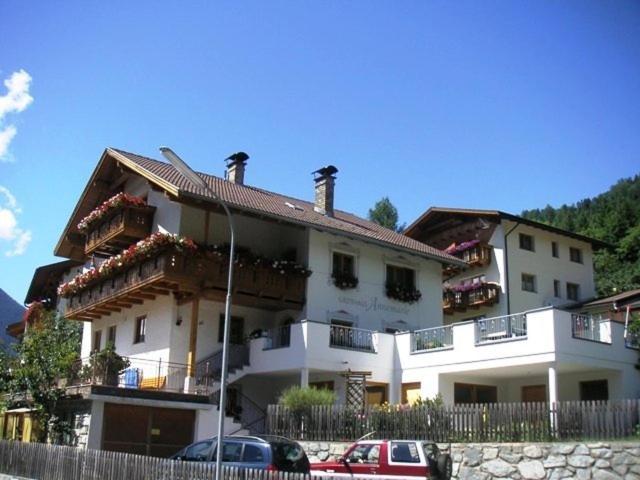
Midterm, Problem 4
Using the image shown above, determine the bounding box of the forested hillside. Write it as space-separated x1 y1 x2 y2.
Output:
522 175 640 297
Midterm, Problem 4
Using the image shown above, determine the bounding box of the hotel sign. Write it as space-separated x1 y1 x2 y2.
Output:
338 295 410 315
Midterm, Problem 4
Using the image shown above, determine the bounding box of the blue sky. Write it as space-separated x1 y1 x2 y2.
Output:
0 1 639 304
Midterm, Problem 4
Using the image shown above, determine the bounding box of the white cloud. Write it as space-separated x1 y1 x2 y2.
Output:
0 185 31 256
0 69 33 161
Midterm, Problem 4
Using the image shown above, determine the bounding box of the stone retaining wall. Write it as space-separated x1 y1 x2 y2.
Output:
299 441 640 479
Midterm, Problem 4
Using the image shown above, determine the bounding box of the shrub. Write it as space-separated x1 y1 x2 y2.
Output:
278 386 336 414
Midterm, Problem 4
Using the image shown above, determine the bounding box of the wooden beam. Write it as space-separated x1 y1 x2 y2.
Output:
112 301 133 308
187 298 199 378
121 296 143 305
141 286 170 296
90 308 112 316
127 292 156 300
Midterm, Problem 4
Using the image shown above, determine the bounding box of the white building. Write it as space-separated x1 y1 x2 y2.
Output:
45 148 638 455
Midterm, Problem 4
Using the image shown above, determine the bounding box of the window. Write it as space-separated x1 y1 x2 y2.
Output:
134 315 146 344
184 440 213 461
567 282 580 301
332 251 355 277
390 442 421 463
570 247 583 264
107 325 117 347
347 443 381 464
454 383 497 404
92 330 102 352
521 273 537 293
580 380 608 401
519 233 535 252
552 241 559 258
554 280 561 298
242 444 265 463
215 441 243 462
386 265 416 290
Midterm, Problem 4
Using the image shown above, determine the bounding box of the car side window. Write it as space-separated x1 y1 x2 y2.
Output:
184 440 213 461
390 442 421 463
243 444 265 463
347 444 380 464
422 442 438 461
219 442 243 462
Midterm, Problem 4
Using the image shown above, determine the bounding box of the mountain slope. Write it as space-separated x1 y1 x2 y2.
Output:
0 288 24 351
522 174 640 297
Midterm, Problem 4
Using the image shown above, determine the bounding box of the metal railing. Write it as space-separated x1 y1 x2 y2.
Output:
625 330 640 349
67 354 194 394
572 314 612 344
411 325 453 353
195 344 250 385
329 324 377 352
475 313 527 344
263 325 291 350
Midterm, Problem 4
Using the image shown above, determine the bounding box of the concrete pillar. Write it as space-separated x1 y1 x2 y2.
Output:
548 363 558 437
300 368 309 388
86 400 104 450
184 298 199 393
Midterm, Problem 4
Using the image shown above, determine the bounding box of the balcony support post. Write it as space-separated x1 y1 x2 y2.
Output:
548 363 558 438
184 298 200 393
300 367 309 388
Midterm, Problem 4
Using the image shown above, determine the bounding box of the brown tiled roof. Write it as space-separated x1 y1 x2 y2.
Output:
405 206 610 249
108 148 464 265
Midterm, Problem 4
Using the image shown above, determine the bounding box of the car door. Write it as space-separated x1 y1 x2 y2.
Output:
213 440 244 469
181 440 214 462
342 442 381 477
387 441 426 479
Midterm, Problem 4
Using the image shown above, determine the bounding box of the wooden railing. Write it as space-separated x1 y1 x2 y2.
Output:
459 243 492 267
443 283 500 314
267 399 640 442
65 251 205 319
65 253 309 320
85 205 156 255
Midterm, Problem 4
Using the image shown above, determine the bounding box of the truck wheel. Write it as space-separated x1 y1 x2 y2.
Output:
434 453 452 480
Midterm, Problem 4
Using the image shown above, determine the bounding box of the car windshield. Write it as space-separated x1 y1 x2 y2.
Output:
270 441 310 473
346 444 381 464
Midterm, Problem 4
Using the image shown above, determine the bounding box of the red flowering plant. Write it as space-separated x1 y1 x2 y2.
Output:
444 239 480 255
22 300 46 325
385 282 422 304
77 192 148 233
204 243 312 277
57 233 198 297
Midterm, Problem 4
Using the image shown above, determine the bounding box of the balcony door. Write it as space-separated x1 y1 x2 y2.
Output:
218 315 245 345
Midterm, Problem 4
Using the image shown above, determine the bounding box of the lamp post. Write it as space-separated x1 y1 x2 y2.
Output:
159 147 238 480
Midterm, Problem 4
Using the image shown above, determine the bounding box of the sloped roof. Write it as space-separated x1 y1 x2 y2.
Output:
577 288 640 309
405 206 609 248
55 148 465 266
24 260 82 304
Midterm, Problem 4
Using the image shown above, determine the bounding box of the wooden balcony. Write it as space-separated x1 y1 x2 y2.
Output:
65 251 205 320
443 283 500 315
65 253 308 321
460 244 492 267
84 205 156 255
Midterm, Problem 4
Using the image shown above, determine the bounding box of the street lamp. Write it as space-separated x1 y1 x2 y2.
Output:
159 146 239 480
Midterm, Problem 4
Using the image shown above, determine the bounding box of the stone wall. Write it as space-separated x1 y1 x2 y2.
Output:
299 441 640 479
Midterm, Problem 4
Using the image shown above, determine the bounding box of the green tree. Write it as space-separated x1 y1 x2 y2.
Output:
368 197 405 232
6 311 81 443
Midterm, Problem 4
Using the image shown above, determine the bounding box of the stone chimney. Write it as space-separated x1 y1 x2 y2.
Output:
225 152 250 185
313 165 338 217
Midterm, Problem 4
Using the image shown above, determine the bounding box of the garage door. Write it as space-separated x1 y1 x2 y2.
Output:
102 403 195 458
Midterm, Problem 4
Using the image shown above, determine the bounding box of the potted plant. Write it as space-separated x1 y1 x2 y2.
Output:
81 344 130 386
332 271 359 290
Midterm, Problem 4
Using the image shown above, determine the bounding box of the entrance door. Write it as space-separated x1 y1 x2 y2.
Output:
580 380 609 401
366 384 387 405
102 403 195 457
454 383 498 404
522 385 547 403
218 315 245 345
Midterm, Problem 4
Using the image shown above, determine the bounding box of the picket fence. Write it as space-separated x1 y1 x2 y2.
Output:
0 441 337 480
267 399 640 442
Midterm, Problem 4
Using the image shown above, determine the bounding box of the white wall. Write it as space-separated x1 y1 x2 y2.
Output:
505 220 596 313
305 230 444 332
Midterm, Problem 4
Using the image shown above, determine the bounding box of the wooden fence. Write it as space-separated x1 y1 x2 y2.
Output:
0 440 339 480
267 399 640 442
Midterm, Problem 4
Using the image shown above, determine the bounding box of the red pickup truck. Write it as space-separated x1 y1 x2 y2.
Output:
310 439 452 479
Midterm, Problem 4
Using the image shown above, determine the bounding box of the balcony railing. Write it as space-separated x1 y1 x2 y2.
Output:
625 331 640 349
66 355 207 395
572 314 612 344
411 325 453 353
65 251 206 320
329 325 377 353
443 283 500 314
85 205 156 255
475 313 527 344
263 325 291 350
65 253 309 320
460 244 492 267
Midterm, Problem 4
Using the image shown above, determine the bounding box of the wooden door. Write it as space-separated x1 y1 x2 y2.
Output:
522 385 547 403
102 403 195 457
401 382 422 405
366 384 387 405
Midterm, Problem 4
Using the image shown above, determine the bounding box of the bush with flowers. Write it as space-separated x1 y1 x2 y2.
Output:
444 239 480 255
58 233 197 297
77 192 148 233
205 243 312 277
385 282 422 303
331 271 359 290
